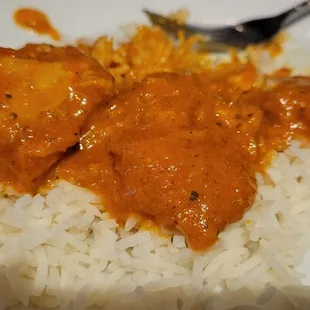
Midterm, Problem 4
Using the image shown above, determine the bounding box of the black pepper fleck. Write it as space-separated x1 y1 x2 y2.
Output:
5 93 12 99
189 191 199 201
10 113 17 119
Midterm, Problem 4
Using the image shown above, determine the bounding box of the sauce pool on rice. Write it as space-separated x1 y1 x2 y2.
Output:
1 24 310 251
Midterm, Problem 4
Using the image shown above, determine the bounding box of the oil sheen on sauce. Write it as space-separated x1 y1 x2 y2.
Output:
3 40 310 251
14 8 61 41
0 44 114 193
53 70 310 251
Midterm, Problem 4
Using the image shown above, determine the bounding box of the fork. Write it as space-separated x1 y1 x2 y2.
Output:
144 1 310 49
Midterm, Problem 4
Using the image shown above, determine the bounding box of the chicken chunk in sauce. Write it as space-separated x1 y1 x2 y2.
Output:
255 76 310 156
4 43 310 251
0 44 114 192
54 74 257 251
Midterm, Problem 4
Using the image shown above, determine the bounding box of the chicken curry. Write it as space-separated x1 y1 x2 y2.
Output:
0 44 113 192
1 40 310 250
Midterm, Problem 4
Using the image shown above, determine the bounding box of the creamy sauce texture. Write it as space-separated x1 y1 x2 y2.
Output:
0 45 114 192
54 74 257 251
53 67 310 250
2 39 310 251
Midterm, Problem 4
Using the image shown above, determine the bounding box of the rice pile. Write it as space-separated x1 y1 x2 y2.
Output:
0 141 308 310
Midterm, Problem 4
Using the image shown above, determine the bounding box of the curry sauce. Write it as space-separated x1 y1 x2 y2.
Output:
53 67 310 251
54 74 257 251
14 8 61 41
0 44 114 192
1 41 310 250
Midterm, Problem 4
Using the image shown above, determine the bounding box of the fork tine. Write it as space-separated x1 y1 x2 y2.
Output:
143 9 232 37
143 10 170 27
143 10 237 51
143 9 250 49
143 9 195 37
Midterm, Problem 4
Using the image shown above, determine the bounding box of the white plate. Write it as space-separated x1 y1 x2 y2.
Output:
0 0 310 286
1 0 310 73
1 0 310 48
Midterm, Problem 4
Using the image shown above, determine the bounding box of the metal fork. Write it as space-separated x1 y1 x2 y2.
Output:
144 1 310 49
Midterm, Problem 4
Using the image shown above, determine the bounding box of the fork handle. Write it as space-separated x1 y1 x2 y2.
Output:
281 1 310 26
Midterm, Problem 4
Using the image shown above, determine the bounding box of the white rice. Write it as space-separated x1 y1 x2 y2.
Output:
1 141 310 310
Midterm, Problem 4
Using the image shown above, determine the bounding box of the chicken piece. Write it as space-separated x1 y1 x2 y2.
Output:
258 76 310 153
0 44 114 193
54 74 256 251
195 66 264 159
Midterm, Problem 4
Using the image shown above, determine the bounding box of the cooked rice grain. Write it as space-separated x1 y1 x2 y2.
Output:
0 141 310 309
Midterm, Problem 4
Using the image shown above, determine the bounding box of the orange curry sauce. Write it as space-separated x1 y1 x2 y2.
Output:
53 66 310 251
0 45 114 192
14 8 61 41
2 38 310 251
